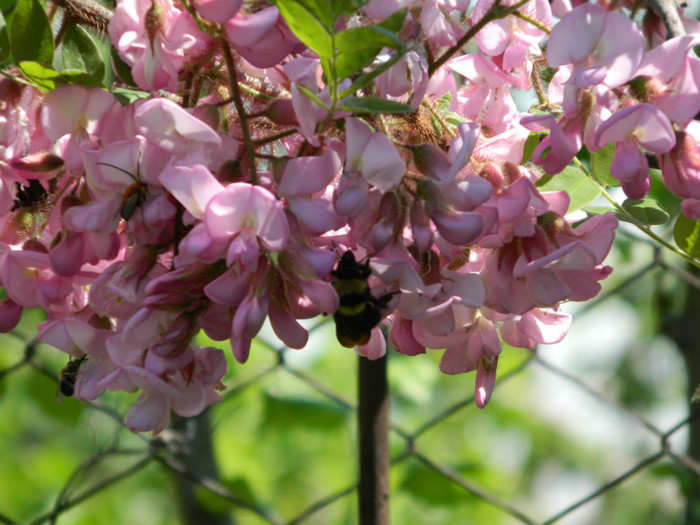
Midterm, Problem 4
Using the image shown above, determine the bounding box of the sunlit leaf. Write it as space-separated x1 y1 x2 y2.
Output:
335 26 400 80
18 61 103 91
590 143 619 187
673 213 700 260
621 197 670 226
277 0 333 58
10 0 53 65
536 166 601 213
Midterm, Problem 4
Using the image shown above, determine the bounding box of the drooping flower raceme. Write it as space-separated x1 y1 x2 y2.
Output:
5 0 692 434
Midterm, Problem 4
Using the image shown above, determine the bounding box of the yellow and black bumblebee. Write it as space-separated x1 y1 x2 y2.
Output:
57 355 88 399
331 251 394 348
96 162 148 220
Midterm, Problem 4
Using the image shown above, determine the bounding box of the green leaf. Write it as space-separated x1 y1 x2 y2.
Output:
340 96 414 114
377 8 408 33
331 0 368 17
112 87 151 105
110 46 136 87
673 213 700 260
276 0 333 58
521 132 539 164
621 197 670 226
585 206 618 216
535 166 601 213
18 61 104 91
295 83 329 110
10 0 53 65
290 0 336 28
0 10 9 63
338 50 403 98
60 24 105 84
590 143 620 187
335 26 400 80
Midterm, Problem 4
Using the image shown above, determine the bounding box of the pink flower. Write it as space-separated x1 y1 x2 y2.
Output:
594 103 676 199
204 182 290 263
345 118 405 193
439 317 501 407
634 36 700 127
108 0 208 92
548 4 644 89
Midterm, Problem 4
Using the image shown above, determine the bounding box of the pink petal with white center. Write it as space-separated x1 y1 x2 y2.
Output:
205 183 289 250
134 98 222 151
160 164 223 219
41 85 117 140
517 308 572 344
594 103 676 153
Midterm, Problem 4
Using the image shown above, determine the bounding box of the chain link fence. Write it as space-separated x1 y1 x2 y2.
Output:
1 228 699 525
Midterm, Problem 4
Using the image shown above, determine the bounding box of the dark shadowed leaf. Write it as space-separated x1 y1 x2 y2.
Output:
0 10 9 63
61 25 105 83
340 96 414 114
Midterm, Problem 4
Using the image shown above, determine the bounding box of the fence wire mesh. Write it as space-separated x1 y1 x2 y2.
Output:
1 228 699 525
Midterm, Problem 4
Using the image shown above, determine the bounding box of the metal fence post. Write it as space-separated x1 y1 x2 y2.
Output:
358 354 390 525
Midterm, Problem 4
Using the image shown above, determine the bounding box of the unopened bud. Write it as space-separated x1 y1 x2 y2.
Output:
11 152 63 173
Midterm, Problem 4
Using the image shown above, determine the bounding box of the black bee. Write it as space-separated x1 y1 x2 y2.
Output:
119 181 148 220
331 251 394 348
96 162 148 220
57 356 88 399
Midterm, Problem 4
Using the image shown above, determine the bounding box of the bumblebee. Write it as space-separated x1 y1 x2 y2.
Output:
120 181 148 220
58 356 88 399
96 162 148 220
331 251 393 348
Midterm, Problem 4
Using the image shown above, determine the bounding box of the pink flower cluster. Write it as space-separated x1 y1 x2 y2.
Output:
2 0 698 433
